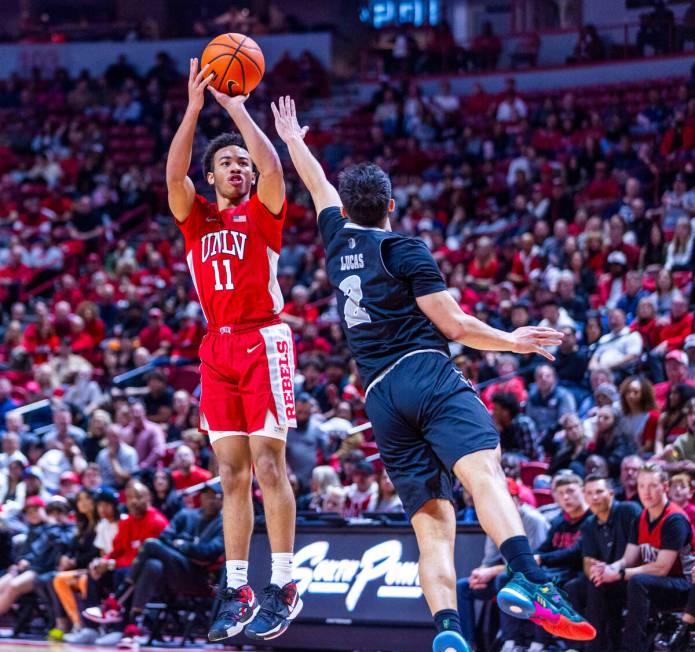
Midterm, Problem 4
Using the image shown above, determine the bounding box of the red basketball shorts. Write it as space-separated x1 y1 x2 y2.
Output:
198 322 297 442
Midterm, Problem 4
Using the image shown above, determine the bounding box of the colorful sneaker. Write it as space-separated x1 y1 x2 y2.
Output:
82 594 124 624
118 624 143 650
432 630 472 651
496 572 596 641
245 581 303 641
46 627 64 641
208 584 259 642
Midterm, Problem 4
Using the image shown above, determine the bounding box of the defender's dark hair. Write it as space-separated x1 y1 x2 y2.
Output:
338 163 392 227
202 132 249 176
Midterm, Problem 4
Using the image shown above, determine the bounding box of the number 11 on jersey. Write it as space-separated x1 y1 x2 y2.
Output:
212 259 234 290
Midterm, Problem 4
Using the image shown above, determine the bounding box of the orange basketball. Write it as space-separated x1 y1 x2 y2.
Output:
201 33 265 96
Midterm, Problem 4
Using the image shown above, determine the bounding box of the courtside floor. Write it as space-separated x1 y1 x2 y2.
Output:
0 640 254 651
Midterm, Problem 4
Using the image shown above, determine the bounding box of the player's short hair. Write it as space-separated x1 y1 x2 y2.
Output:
202 132 249 176
338 163 392 227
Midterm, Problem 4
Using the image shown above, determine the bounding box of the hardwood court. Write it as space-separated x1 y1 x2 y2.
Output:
0 641 226 652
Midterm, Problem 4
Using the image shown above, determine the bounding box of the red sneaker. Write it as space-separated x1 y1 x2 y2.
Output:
82 595 124 625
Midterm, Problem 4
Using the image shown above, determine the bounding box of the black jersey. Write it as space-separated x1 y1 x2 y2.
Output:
318 207 450 389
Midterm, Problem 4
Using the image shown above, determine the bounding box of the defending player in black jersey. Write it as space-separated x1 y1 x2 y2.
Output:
271 96 595 652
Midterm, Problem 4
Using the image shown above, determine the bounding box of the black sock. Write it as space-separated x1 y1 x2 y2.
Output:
500 535 548 584
434 609 462 635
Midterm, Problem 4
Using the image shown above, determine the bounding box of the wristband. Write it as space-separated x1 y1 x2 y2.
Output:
619 568 626 581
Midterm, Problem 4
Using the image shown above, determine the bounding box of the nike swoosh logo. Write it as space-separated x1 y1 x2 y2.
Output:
247 343 262 354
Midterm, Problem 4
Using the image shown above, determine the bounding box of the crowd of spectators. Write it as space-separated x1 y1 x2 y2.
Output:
0 38 694 647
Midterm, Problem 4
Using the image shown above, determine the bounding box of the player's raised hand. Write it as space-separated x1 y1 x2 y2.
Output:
271 95 309 143
187 58 214 112
509 326 564 361
206 85 249 113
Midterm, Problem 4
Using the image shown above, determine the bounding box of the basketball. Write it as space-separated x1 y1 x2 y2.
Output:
201 33 265 96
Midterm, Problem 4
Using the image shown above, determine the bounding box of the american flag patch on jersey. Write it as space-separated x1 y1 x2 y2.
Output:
233 215 246 222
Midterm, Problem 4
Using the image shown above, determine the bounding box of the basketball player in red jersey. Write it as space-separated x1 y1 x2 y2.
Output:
166 58 301 643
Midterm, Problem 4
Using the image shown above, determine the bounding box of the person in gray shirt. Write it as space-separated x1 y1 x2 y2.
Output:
285 394 327 492
96 425 138 489
526 364 576 443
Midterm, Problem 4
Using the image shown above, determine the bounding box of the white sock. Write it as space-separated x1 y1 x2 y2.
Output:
226 560 249 589
270 552 294 587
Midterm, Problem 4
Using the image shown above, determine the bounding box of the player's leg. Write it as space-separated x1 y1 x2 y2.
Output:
242 324 301 641
433 380 595 642
207 434 259 642
366 371 471 652
411 499 472 652
243 436 301 642
199 348 259 642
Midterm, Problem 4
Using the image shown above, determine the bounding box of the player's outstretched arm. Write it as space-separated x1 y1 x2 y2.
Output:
271 95 341 216
208 87 285 215
416 290 563 360
167 58 214 222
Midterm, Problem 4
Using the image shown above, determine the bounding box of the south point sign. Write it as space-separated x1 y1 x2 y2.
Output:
294 539 422 612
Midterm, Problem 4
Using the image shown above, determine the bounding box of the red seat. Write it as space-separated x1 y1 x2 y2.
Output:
520 461 550 487
169 365 200 393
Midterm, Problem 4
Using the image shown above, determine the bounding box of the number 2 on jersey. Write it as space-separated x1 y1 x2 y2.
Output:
212 259 234 290
339 275 371 328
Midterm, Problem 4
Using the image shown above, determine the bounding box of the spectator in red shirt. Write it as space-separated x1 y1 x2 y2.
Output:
654 350 695 408
606 215 640 269
80 481 168 633
481 354 528 409
135 223 172 268
138 308 175 355
52 274 85 311
76 301 106 346
577 161 620 212
131 251 171 295
296 322 332 358
172 314 204 359
631 297 661 350
654 293 694 355
68 315 95 358
282 285 319 330
171 445 211 492
668 473 695 528
466 236 499 290
171 445 211 508
508 233 540 286
22 315 59 365
0 246 33 302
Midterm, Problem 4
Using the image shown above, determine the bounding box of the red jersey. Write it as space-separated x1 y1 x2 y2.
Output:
177 194 286 329
637 502 694 577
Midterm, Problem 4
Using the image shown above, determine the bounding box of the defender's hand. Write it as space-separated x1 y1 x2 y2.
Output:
510 326 563 361
187 58 214 113
271 95 309 143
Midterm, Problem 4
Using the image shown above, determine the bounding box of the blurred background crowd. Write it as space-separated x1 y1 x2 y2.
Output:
0 0 693 650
